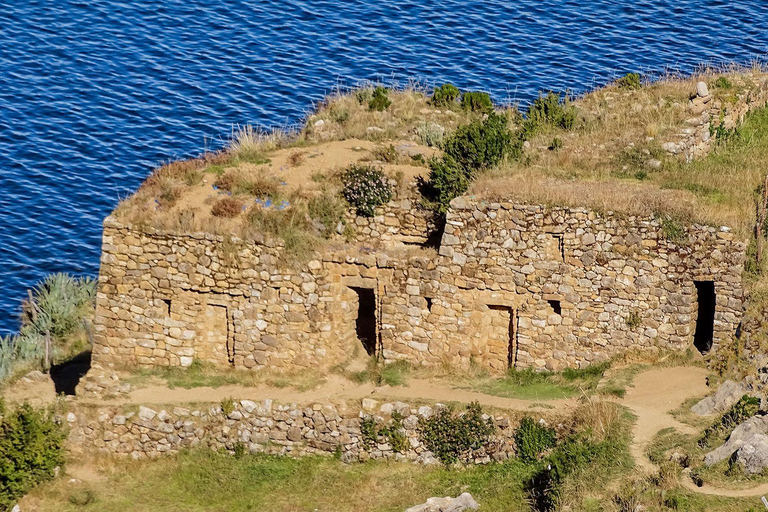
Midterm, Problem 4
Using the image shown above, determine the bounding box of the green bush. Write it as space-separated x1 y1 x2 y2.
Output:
461 91 494 112
431 83 460 107
525 91 577 136
515 417 557 463
418 402 495 465
359 412 408 453
0 399 66 510
341 164 393 217
615 72 642 90
368 87 391 111
423 156 469 214
1 273 95 382
443 112 512 172
713 76 733 89
422 113 514 213
528 435 615 511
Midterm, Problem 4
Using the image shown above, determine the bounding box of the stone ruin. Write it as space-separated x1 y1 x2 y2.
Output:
91 190 745 374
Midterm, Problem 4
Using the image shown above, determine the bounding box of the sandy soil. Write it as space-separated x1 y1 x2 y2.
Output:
170 138 436 223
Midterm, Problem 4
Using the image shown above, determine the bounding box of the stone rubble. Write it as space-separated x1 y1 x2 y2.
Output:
404 493 479 512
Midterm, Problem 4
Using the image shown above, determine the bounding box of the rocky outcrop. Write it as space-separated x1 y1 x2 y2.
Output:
691 380 746 416
405 493 479 512
704 415 768 466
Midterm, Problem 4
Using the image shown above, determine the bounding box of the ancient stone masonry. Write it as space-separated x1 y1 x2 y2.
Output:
93 196 745 374
66 399 519 464
661 79 768 159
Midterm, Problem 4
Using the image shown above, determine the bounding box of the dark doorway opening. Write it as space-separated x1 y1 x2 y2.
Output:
548 300 561 316
351 287 377 356
694 281 716 354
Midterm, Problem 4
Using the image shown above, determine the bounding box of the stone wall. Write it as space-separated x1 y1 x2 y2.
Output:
662 77 768 159
66 399 519 464
93 198 745 374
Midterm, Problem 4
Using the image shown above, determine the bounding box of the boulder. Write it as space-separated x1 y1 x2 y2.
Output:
691 380 746 416
705 415 768 466
696 81 710 98
734 433 768 474
404 493 479 512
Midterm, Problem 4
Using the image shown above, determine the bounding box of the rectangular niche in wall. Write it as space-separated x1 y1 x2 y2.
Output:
350 287 378 356
693 281 716 354
544 234 564 261
199 303 233 366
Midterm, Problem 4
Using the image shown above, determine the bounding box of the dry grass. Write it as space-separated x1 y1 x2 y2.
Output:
115 70 768 257
471 69 768 237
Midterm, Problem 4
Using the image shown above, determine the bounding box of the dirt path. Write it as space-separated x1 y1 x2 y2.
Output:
9 363 768 498
617 366 710 473
111 374 574 412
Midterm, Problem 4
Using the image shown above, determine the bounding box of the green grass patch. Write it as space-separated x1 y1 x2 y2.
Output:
472 362 609 401
29 451 537 512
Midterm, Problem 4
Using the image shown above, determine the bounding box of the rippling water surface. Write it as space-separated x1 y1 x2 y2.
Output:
1 0 767 334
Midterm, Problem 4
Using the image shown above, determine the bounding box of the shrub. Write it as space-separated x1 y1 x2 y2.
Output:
418 402 495 465
528 435 615 511
211 197 244 218
370 144 399 163
626 310 642 330
423 156 469 214
423 113 514 213
526 91 577 133
443 112 512 172
368 87 391 111
461 91 493 112
0 399 66 510
341 164 393 217
660 216 686 242
415 122 445 147
515 417 557 463
221 397 235 415
431 83 460 107
244 206 316 260
615 72 642 90
713 76 733 89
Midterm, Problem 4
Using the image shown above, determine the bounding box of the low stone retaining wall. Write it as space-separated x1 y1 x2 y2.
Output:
66 398 523 464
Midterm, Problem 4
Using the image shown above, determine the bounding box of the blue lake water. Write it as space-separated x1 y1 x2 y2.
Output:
1 0 767 335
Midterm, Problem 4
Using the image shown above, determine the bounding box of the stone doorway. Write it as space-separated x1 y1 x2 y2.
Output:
693 281 716 354
197 303 233 366
487 305 518 370
350 286 378 356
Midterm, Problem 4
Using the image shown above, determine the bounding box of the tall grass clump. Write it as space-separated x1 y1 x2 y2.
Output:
0 274 95 383
0 399 66 510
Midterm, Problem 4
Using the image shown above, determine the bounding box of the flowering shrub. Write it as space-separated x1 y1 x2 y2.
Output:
341 164 393 217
